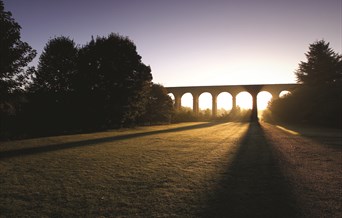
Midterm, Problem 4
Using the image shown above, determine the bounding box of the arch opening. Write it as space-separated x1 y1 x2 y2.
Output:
236 91 252 109
279 90 291 98
181 92 193 110
257 91 273 110
199 92 212 116
217 92 233 116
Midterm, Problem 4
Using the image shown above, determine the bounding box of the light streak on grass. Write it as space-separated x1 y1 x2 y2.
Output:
276 125 300 135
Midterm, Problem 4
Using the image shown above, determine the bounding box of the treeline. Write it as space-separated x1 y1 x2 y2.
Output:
172 107 252 123
264 40 342 128
0 1 173 139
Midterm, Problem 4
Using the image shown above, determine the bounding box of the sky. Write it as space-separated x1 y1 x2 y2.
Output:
3 0 342 87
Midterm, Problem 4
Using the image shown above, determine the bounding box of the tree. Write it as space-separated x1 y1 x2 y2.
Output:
295 40 342 86
33 36 78 93
78 33 152 128
266 40 342 127
0 0 36 138
0 0 36 100
26 36 79 134
139 83 174 124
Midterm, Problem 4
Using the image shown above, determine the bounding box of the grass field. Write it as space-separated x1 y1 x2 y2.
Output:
1 122 341 217
1 122 250 217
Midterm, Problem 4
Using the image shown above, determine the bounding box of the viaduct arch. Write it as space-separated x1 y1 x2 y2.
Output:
166 84 300 121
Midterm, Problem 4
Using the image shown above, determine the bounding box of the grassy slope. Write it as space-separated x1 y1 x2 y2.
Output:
0 122 248 217
1 122 341 217
263 123 342 218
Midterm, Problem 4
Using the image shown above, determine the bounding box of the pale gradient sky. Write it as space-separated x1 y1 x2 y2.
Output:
4 0 342 87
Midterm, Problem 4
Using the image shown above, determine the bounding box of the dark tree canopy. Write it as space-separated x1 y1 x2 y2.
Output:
266 40 342 128
33 36 78 93
0 13 173 138
295 40 342 86
140 83 174 124
0 0 36 99
77 33 153 127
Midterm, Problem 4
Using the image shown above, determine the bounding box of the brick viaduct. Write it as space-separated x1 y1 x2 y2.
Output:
166 84 300 121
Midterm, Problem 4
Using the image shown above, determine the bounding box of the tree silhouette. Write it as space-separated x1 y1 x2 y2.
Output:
0 0 36 138
0 0 36 101
295 40 342 86
139 83 174 124
77 33 152 128
24 37 79 134
33 36 78 93
266 40 342 128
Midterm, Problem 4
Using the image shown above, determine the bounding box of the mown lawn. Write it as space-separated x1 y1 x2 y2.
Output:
0 122 249 217
2 122 341 217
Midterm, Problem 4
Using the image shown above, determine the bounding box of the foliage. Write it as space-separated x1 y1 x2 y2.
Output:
1 31 158 138
0 0 36 100
172 106 253 123
139 83 174 124
172 107 198 123
19 37 80 135
198 108 212 121
0 0 36 138
266 40 342 128
22 33 153 136
215 107 252 122
295 40 342 86
32 36 78 93
77 34 153 128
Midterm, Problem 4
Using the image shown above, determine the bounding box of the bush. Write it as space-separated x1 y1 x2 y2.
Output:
171 107 198 123
215 107 252 122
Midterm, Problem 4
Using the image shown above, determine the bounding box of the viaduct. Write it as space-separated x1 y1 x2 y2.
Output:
165 84 300 121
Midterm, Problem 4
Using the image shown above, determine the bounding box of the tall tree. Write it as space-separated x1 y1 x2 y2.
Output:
267 40 342 127
78 33 152 127
0 0 36 100
33 36 78 93
27 36 79 133
295 40 342 86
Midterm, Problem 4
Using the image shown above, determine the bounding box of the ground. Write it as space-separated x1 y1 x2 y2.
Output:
0 122 341 217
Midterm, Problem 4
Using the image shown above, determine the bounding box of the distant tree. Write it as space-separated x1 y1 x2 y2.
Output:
0 0 36 100
77 33 152 128
139 83 174 124
295 40 342 86
198 108 212 121
171 107 198 123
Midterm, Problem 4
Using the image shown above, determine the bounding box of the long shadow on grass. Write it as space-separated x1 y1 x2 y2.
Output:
199 122 301 218
0 122 220 159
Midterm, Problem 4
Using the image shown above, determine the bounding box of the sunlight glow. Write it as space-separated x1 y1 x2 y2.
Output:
257 91 273 110
279 90 291 98
176 90 283 113
181 93 193 108
236 92 252 109
276 125 300 135
199 92 212 110
217 92 233 110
